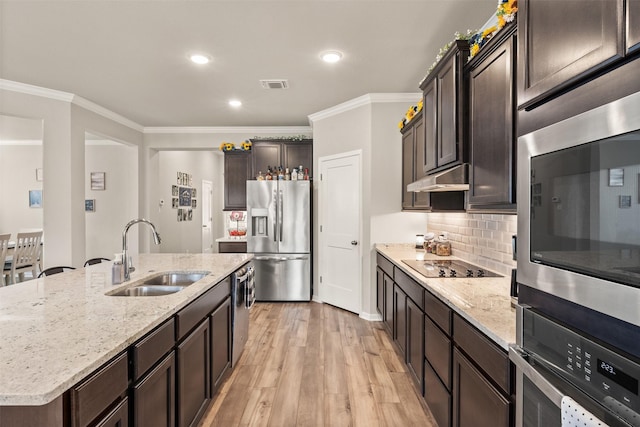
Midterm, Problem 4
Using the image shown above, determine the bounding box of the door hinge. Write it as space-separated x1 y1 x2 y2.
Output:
320 225 323 232
320 173 323 180
320 276 322 283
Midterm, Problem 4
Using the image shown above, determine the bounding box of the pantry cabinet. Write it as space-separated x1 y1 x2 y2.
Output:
467 23 517 212
517 0 624 110
419 40 469 175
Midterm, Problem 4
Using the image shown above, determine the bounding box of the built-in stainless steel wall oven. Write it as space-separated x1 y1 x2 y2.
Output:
513 90 640 426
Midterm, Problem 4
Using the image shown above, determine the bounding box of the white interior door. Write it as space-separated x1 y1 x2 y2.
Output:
319 150 362 314
202 180 213 253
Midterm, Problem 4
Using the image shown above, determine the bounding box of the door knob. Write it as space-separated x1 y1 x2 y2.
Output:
351 240 358 245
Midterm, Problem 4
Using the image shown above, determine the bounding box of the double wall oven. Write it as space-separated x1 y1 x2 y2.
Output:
514 90 640 426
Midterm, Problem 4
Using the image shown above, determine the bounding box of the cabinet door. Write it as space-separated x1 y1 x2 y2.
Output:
425 361 451 427
252 142 282 176
468 31 516 210
95 397 129 427
283 142 313 177
518 0 624 109
401 127 415 209
177 320 210 427
223 151 250 211
423 80 437 172
383 273 394 333
412 116 430 208
211 297 232 394
406 297 424 393
394 285 407 357
376 267 384 316
452 348 510 427
133 352 175 427
629 0 640 54
437 56 459 168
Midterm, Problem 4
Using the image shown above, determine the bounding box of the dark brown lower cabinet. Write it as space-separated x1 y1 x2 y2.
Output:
211 297 232 394
376 267 384 316
133 352 176 427
177 320 211 427
425 361 451 427
406 298 424 393
95 397 128 427
383 272 394 333
452 348 510 427
393 285 407 357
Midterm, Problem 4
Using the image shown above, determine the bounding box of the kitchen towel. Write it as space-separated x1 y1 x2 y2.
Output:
561 396 608 427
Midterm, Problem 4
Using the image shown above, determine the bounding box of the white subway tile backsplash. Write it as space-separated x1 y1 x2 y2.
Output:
427 212 517 276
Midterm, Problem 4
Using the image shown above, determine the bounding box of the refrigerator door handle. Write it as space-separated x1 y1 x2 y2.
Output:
279 190 284 242
273 189 278 242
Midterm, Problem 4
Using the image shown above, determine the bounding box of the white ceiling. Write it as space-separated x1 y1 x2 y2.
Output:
0 0 496 128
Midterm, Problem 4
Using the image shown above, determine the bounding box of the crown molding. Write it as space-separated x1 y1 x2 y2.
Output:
0 79 144 132
143 126 312 135
307 93 421 124
72 95 144 132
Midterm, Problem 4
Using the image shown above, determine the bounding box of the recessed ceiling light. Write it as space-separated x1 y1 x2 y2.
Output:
229 99 242 108
189 54 211 65
321 50 343 63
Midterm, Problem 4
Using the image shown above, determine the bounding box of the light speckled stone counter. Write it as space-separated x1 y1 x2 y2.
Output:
0 253 252 406
376 244 516 350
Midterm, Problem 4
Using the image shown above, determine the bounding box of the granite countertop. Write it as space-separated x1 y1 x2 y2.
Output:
376 244 516 350
0 253 252 406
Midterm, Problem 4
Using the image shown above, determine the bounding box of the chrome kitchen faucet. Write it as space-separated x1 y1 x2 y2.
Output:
122 218 161 281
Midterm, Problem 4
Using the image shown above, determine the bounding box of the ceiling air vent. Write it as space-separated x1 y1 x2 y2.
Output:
260 79 289 89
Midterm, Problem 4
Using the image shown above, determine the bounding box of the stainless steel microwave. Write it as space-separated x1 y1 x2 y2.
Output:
517 90 640 328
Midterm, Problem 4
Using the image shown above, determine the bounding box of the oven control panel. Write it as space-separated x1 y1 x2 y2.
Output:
523 309 640 418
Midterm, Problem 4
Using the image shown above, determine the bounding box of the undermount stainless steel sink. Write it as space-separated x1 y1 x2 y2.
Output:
107 271 210 297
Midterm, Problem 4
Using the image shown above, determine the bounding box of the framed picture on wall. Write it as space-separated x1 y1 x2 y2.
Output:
85 199 95 212
179 186 191 206
172 198 179 208
90 172 106 190
29 190 42 208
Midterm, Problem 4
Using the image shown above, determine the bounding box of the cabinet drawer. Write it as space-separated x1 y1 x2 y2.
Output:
132 318 175 380
394 267 424 309
453 314 510 394
70 352 128 427
425 290 452 335
218 241 247 253
376 253 394 278
176 277 230 341
425 315 452 390
424 360 451 427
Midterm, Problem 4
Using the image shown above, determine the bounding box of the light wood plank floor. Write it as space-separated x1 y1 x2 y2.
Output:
198 302 437 427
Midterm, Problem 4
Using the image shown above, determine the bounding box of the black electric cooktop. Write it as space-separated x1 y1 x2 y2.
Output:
402 259 502 279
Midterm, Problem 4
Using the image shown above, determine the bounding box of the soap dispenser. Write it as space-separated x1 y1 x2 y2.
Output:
112 253 124 285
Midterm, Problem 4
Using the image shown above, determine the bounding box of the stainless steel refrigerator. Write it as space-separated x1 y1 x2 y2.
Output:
246 180 311 301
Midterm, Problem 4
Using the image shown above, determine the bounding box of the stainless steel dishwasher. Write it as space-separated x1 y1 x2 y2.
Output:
231 262 255 366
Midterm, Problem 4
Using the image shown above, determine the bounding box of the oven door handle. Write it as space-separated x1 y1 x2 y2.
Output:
509 346 564 407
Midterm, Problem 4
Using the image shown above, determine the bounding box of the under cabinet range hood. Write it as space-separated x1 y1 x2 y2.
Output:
407 163 469 192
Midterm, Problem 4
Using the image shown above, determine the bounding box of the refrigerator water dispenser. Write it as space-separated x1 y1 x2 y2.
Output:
250 208 269 236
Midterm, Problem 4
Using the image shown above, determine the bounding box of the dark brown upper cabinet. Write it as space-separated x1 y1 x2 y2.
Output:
250 139 313 179
401 114 430 210
223 150 251 211
518 0 624 110
467 23 517 213
419 40 470 175
629 0 640 54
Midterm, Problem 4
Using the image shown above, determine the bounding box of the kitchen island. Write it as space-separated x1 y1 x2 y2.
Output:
0 253 252 425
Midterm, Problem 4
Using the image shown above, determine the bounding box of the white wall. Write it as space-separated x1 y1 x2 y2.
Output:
155 150 219 253
0 144 43 234
310 94 427 318
85 142 138 260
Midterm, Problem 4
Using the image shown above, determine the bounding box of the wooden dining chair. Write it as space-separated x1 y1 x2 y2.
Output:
38 266 76 278
3 231 43 285
0 234 11 287
83 257 111 267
